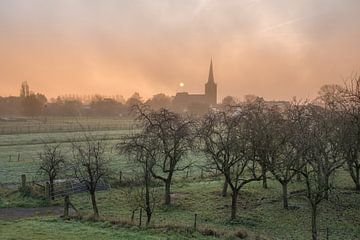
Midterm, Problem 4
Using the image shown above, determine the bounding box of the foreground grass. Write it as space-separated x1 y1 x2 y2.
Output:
0 217 212 240
68 176 360 240
0 174 359 239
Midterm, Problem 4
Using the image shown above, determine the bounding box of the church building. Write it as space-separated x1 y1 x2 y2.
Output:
172 60 217 113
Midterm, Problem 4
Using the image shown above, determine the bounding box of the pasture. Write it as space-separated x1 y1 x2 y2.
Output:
0 117 139 183
1 176 359 239
0 117 360 240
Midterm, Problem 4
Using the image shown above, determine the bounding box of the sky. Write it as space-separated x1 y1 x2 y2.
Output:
0 0 360 101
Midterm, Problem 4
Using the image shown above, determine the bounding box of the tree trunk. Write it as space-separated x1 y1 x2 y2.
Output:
282 182 289 210
145 165 152 226
324 174 329 200
145 209 152 226
311 204 318 240
296 159 302 182
222 178 228 197
164 179 171 205
262 165 268 189
63 195 69 218
90 191 99 219
230 189 238 220
49 178 55 200
354 166 360 191
356 166 360 191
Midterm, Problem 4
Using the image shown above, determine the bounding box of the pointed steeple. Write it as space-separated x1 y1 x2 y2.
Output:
208 59 215 83
205 58 217 105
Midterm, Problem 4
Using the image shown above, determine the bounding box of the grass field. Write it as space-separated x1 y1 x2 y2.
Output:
0 217 212 240
69 176 360 240
0 117 136 135
1 117 359 239
0 117 141 183
0 117 204 183
1 175 359 239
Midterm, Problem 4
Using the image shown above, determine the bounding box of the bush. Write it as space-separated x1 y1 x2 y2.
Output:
18 185 32 197
199 228 221 237
234 229 248 239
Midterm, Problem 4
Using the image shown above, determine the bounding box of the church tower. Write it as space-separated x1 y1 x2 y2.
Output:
205 59 217 105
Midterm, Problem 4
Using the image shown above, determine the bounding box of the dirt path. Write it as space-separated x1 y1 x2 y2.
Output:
0 206 64 220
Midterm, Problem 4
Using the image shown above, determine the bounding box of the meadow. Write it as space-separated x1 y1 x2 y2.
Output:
1 175 359 239
0 117 139 183
0 117 360 240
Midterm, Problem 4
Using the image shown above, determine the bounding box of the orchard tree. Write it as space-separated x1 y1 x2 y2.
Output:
338 76 360 190
119 133 159 225
198 108 262 220
38 144 65 199
131 105 194 205
294 103 341 240
243 96 271 189
265 103 308 209
308 105 345 199
71 134 110 219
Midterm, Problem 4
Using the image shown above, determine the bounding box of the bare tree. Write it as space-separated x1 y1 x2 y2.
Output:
131 105 193 205
243 97 271 189
71 134 110 219
339 76 360 190
263 107 304 209
340 116 360 191
294 103 338 240
38 144 65 200
119 133 159 225
197 108 262 220
299 164 328 240
308 105 345 199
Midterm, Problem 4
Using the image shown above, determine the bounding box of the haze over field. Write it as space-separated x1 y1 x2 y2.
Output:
1 0 360 100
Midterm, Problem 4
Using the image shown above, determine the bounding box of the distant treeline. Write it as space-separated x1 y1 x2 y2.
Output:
0 81 244 117
0 82 176 117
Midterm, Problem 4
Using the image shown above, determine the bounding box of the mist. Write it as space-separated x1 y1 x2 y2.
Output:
0 0 360 100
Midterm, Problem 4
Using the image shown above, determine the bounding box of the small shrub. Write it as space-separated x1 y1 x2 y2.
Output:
234 229 248 239
199 228 221 237
18 185 32 197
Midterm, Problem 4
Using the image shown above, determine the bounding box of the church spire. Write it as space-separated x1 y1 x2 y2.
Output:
208 59 215 83
205 58 217 105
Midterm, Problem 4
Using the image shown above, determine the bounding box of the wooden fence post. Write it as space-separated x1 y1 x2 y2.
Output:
119 171 122 183
194 213 197 229
131 209 136 222
45 182 50 200
21 174 26 188
326 227 329 240
64 195 70 218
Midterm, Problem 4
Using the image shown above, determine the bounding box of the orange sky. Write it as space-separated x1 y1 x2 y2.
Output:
1 0 360 101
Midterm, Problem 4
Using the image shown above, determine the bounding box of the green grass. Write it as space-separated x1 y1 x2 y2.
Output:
0 116 139 182
1 117 359 239
0 126 203 183
65 175 359 240
0 129 140 183
0 217 212 240
0 116 136 135
0 170 359 239
0 187 49 208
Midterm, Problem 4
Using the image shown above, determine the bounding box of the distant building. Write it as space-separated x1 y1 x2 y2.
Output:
173 60 217 113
